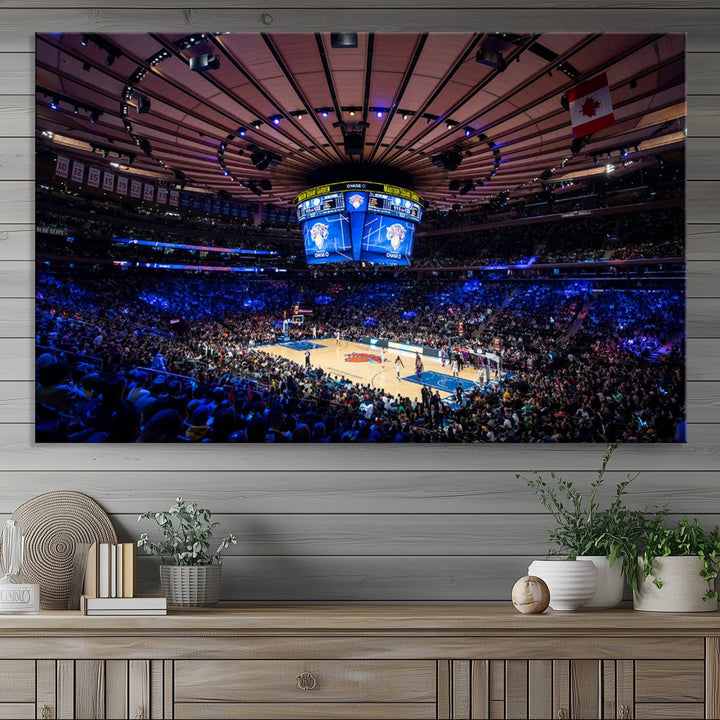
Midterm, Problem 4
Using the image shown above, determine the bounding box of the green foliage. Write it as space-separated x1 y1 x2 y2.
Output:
640 516 720 601
517 444 666 592
137 497 237 566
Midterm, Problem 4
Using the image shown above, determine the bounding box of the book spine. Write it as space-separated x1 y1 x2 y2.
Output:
98 543 110 598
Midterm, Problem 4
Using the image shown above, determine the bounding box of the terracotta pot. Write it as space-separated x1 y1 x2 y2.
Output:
577 555 624 608
633 556 717 612
527 559 597 611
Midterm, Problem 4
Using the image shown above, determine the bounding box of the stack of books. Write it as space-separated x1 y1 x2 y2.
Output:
81 542 167 615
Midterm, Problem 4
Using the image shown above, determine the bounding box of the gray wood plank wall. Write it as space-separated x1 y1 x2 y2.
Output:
1 4 718 602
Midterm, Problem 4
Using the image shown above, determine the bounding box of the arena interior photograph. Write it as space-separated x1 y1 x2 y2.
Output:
35 32 686 444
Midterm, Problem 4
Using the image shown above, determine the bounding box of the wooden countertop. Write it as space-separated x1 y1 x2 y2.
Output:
0 605 717 636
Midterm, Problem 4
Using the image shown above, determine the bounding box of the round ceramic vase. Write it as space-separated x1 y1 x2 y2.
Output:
577 555 624 608
527 559 598 611
633 556 718 613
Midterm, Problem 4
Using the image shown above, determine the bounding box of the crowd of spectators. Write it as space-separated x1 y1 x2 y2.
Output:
36 270 685 444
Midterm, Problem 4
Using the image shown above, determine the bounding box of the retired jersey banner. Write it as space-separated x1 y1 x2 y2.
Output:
143 184 154 202
71 161 84 184
156 187 168 204
103 171 115 192
87 166 101 188
169 189 179 206
55 155 70 178
116 175 128 195
130 179 142 198
569 73 615 139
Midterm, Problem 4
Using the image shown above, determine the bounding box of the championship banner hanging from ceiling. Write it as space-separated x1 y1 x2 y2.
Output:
169 189 179 206
116 175 128 195
569 73 616 139
55 155 69 178
71 161 84 184
156 187 168 204
143 183 154 202
130 179 142 198
87 166 101 188
103 171 115 192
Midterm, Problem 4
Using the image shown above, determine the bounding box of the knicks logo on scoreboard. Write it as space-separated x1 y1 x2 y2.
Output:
345 352 382 363
348 194 365 209
386 223 406 251
310 222 329 250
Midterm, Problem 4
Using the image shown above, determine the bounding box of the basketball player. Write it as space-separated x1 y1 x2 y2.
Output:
335 329 341 344
380 346 386 364
452 356 459 378
440 346 447 367
305 350 311 369
415 353 424 382
395 355 404 379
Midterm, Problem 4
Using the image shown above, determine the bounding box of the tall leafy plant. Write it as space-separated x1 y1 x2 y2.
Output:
138 497 236 566
517 444 666 591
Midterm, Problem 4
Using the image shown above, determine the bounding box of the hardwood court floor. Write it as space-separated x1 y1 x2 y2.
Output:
257 338 496 403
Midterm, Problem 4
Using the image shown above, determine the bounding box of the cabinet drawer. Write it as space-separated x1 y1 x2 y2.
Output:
0 705 34 719
635 660 704 702
0 661 35 702
635 703 704 719
174 660 436 703
175 702 436 719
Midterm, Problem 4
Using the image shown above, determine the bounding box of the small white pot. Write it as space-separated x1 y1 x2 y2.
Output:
528 559 597 611
633 556 717 613
577 555 624 608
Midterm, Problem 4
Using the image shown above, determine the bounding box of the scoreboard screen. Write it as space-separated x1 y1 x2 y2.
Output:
296 182 423 266
368 192 422 222
296 192 345 223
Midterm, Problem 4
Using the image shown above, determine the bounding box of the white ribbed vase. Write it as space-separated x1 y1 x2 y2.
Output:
633 556 718 613
528 559 598 611
577 556 624 608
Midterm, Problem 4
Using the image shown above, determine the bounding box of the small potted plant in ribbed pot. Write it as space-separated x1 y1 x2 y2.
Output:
138 497 236 607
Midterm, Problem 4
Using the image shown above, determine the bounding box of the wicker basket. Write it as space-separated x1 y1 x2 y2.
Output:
159 564 222 607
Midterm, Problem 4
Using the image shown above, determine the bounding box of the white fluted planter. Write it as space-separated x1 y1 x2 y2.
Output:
633 556 717 613
577 556 624 608
528 559 597 611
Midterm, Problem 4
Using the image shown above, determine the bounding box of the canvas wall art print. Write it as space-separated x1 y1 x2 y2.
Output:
35 32 686 443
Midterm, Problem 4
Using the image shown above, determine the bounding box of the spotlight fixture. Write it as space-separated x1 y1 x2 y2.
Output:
50 97 59 110
465 128 472 137
189 54 220 72
82 62 91 72
423 113 439 124
73 105 79 115
90 110 100 124
330 32 358 49
270 115 282 125
592 155 599 166
476 46 507 72
316 107 333 118
105 53 117 67
445 120 458 130
252 120 262 130
81 35 89 46
238 128 247 137
139 138 152 155
137 96 151 114
290 110 305 120
621 147 629 157
369 107 390 119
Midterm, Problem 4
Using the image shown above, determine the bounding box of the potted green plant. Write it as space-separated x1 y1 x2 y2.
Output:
519 444 665 609
138 497 237 607
633 516 720 612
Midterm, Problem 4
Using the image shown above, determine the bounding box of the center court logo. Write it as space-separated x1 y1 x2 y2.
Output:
345 352 382 363
310 222 329 250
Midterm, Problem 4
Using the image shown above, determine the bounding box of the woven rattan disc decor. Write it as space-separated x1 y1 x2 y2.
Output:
11 491 117 609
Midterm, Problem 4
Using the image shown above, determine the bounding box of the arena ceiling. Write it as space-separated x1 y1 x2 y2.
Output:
36 32 686 210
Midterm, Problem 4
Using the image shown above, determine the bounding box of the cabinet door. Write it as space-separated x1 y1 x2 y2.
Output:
469 659 601 719
35 660 165 720
0 660 36 718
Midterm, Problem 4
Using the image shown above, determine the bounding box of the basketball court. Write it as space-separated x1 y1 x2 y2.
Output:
255 337 500 403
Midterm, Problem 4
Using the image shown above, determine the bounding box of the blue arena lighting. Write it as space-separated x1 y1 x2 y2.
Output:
111 237 277 256
50 97 59 110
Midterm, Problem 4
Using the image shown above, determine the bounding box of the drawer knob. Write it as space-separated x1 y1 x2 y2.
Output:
297 671 317 691
40 705 51 720
619 704 631 719
557 710 567 719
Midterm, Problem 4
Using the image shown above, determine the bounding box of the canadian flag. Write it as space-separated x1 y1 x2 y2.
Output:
568 73 615 139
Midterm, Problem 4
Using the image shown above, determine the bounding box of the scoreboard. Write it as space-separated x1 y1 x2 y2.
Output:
295 182 424 267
